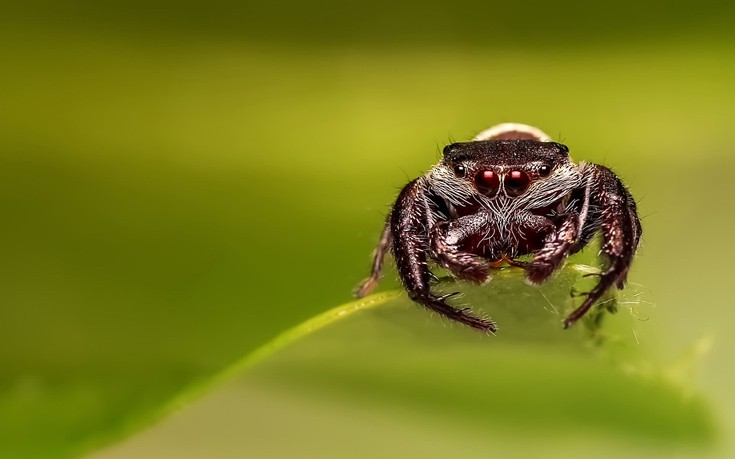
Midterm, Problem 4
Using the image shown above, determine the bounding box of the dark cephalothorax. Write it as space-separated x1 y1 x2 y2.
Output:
355 123 642 332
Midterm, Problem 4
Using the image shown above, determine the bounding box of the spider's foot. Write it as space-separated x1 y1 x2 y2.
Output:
458 264 491 284
353 276 378 298
525 261 555 285
411 292 497 333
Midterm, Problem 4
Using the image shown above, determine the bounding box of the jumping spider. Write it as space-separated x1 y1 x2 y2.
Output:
355 123 641 332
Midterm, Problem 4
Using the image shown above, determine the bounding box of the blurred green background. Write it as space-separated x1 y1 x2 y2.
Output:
1 0 735 457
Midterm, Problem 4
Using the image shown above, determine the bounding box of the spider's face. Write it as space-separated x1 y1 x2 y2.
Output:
429 140 582 209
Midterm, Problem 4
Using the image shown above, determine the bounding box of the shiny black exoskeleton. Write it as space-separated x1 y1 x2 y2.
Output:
355 123 642 332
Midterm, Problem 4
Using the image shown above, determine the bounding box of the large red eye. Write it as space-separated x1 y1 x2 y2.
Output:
505 170 531 197
475 169 500 196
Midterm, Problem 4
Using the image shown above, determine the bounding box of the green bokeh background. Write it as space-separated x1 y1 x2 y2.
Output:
2 1 735 457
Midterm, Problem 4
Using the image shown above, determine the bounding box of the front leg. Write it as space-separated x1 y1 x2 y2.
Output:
563 165 642 328
526 214 579 284
429 213 491 283
391 180 497 332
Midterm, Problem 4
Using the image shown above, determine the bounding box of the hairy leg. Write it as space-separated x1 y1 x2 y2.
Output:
563 165 642 328
354 220 392 297
429 214 491 283
526 214 579 284
391 179 496 332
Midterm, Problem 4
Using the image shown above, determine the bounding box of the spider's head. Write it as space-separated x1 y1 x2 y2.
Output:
439 140 576 200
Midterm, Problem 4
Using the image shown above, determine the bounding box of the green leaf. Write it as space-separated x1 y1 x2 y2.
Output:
93 265 716 458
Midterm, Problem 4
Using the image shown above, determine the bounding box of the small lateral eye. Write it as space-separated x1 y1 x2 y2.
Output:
475 169 500 197
539 164 551 177
453 164 466 177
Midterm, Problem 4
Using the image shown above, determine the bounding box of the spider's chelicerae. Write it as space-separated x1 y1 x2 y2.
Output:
355 123 642 332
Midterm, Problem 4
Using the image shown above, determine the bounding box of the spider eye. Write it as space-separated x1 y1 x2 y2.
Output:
539 164 551 177
475 170 500 197
505 170 531 197
453 164 466 177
